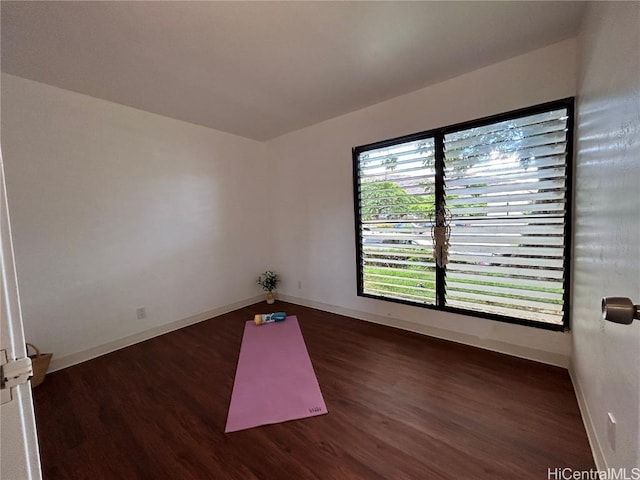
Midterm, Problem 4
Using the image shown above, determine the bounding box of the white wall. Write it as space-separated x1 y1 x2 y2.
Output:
1 74 269 368
1 40 583 370
267 39 578 366
572 2 640 469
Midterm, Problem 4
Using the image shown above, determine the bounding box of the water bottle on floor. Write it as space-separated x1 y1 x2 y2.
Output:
254 312 287 325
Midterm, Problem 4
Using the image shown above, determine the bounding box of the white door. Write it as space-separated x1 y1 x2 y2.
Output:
0 149 42 479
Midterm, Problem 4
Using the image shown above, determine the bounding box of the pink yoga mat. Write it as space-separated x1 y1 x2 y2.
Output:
225 316 328 433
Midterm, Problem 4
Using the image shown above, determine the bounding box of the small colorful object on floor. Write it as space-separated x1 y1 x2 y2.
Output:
254 312 287 326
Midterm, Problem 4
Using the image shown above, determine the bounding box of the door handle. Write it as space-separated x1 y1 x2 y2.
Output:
601 297 640 325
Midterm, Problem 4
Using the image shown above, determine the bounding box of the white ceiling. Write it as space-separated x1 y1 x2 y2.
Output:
1 1 585 141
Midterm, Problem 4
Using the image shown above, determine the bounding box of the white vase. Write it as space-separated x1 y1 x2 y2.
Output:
266 292 275 304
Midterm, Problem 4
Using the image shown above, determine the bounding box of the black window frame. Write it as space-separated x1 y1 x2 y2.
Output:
352 98 574 332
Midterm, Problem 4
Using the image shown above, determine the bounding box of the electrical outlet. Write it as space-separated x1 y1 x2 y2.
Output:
607 412 616 451
298 281 302 289
136 307 146 320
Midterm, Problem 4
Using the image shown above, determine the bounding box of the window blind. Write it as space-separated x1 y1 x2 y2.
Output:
353 98 573 330
443 108 569 324
357 138 437 304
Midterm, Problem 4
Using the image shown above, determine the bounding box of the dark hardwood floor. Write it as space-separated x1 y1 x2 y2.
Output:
33 301 594 479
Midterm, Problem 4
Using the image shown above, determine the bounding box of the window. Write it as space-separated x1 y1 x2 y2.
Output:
353 98 574 330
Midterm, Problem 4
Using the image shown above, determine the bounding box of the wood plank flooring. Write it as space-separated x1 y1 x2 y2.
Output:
33 302 594 479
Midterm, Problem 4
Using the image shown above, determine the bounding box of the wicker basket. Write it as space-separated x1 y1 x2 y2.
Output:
26 343 52 388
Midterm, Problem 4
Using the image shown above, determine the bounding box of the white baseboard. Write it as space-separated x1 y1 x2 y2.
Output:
568 363 605 469
48 292 569 372
279 294 570 368
48 294 264 373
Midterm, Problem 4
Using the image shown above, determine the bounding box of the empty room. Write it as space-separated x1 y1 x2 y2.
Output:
1 1 638 479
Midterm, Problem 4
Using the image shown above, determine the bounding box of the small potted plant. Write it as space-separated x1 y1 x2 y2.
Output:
257 271 279 304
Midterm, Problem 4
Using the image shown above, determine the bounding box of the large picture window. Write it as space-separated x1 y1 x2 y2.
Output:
353 98 574 330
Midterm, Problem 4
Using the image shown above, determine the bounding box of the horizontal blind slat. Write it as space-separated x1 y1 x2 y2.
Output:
445 109 567 142
448 254 563 268
448 224 564 235
449 216 565 225
449 235 565 246
449 245 564 256
446 262 564 279
444 131 567 161
449 202 566 216
364 288 435 303
360 173 436 185
446 178 566 197
446 166 566 188
364 258 435 268
446 280 563 301
445 118 567 152
446 289 564 311
446 299 563 324
447 272 563 290
445 142 567 164
445 154 567 175
446 190 566 207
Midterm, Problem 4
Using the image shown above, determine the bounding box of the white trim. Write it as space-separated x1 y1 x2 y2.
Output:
279 294 570 368
48 295 264 372
568 363 604 469
49 292 570 372
1 145 43 479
